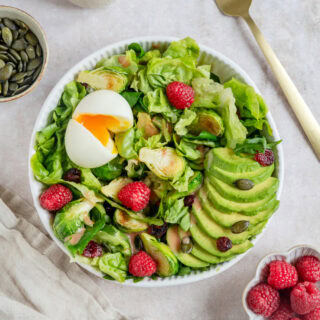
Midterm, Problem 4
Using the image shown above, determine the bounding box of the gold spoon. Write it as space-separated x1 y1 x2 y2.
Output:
215 0 320 160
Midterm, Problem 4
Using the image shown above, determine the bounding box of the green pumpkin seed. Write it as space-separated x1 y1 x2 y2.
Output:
10 72 26 82
7 52 17 64
0 64 13 81
0 44 8 51
26 45 35 59
18 61 23 72
36 44 42 57
27 57 41 71
26 69 34 77
12 38 28 51
32 65 42 81
0 59 5 69
3 18 17 31
235 179 255 190
12 29 19 41
231 221 250 234
22 75 33 86
16 78 24 84
9 48 21 61
20 50 29 62
2 80 8 96
9 82 18 92
14 20 29 30
25 32 38 46
15 84 28 95
0 53 8 61
23 61 27 72
2 27 13 46
0 82 2 94
7 61 15 68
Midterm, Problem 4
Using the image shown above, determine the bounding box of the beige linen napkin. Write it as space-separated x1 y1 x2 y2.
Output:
0 186 128 320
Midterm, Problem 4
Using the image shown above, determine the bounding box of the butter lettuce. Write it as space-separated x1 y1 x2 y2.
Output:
98 253 127 282
174 109 197 136
163 37 200 61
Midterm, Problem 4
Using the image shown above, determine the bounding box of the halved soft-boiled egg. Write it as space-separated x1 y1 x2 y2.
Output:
65 90 133 168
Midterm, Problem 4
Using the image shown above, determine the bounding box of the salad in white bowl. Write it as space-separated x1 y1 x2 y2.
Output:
30 37 281 283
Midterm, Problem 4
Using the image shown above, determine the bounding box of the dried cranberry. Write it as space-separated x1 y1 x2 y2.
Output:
147 223 168 239
63 168 81 183
254 149 274 167
80 82 88 89
83 241 103 258
184 195 195 207
217 237 232 252
103 201 115 215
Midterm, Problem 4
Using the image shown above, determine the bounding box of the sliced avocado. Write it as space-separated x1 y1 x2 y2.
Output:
204 179 277 215
192 243 233 264
113 209 148 233
190 224 253 258
140 233 179 277
192 198 267 244
166 226 208 268
199 188 280 228
208 176 279 203
137 112 159 138
188 109 224 136
205 148 262 173
77 68 128 92
206 163 274 185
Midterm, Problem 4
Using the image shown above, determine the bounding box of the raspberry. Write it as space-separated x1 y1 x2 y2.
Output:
166 81 194 109
289 318 301 320
39 184 73 211
128 251 157 277
296 256 320 283
255 149 275 166
270 299 295 320
290 282 320 315
83 241 103 258
268 260 298 290
247 283 280 317
302 306 320 320
118 182 150 212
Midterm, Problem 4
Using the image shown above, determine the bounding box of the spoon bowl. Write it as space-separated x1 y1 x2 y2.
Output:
215 0 252 17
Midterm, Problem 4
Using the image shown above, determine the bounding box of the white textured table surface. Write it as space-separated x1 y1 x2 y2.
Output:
1 0 320 319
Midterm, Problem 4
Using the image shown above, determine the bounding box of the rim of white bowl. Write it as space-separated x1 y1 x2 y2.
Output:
28 36 284 287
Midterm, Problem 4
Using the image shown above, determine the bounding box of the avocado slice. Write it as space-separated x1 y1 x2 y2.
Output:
166 226 209 268
205 148 262 173
188 109 224 136
77 68 128 92
204 179 277 215
208 176 279 203
192 197 267 244
192 244 233 264
190 224 253 257
113 209 148 233
206 163 274 185
199 188 280 228
140 233 179 277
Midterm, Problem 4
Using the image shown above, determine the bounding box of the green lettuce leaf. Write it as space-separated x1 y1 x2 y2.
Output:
92 157 124 181
124 159 145 179
163 198 190 231
163 37 200 61
98 253 127 282
170 166 194 192
173 135 201 161
130 66 153 94
174 109 197 136
234 136 282 155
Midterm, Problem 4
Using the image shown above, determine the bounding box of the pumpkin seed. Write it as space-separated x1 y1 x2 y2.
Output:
32 65 42 81
18 28 28 37
12 38 28 51
0 64 13 81
36 44 42 57
15 84 29 95
16 78 24 84
26 69 34 77
9 48 21 61
14 19 29 30
3 80 8 96
9 82 18 92
0 82 2 94
20 50 28 62
0 53 8 61
181 236 193 254
7 52 17 64
231 221 250 234
3 18 17 31
0 44 8 51
12 29 19 41
235 179 255 190
10 72 26 82
26 45 35 59
22 75 33 86
7 62 15 68
2 27 13 46
11 69 17 77
18 61 23 72
25 32 38 46
23 61 27 72
27 58 41 71
0 59 5 69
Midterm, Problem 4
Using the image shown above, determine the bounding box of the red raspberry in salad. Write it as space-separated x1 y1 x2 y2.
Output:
247 283 280 317
128 251 157 277
39 184 73 211
118 182 151 212
268 260 298 290
269 299 295 320
254 148 275 166
302 306 320 320
296 256 320 283
290 282 320 315
166 81 194 109
83 241 103 258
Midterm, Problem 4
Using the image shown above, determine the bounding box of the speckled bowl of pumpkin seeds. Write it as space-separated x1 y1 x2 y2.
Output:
0 6 48 102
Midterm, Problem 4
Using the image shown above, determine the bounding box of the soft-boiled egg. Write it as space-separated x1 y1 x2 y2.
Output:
65 90 133 168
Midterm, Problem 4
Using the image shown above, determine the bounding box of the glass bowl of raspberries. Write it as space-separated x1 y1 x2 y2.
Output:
243 245 320 319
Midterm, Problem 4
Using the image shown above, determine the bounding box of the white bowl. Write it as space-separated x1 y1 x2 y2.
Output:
0 6 49 102
28 36 284 287
68 0 110 8
242 245 320 319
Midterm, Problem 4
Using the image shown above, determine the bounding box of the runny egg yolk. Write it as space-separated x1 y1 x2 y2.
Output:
75 113 120 147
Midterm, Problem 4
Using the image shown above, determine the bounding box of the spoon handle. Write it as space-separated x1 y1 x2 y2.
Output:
243 14 320 160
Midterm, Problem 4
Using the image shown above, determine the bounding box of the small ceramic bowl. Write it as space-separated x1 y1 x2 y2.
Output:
242 245 320 319
0 6 49 103
68 0 111 8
